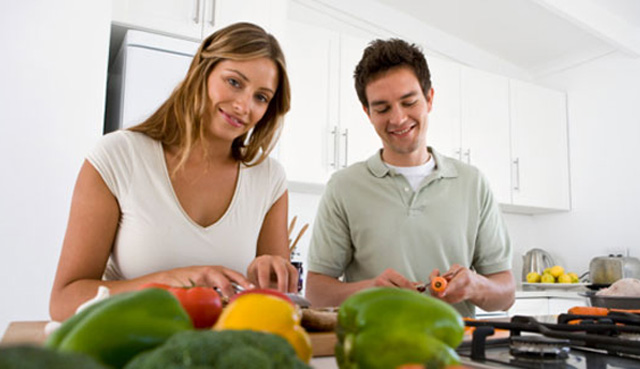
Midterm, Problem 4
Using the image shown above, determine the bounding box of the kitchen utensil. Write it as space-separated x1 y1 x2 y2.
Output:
580 290 640 309
589 254 640 284
521 248 555 281
287 216 297 239
289 223 309 254
229 282 311 308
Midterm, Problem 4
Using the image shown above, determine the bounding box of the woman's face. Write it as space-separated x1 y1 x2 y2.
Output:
206 57 278 143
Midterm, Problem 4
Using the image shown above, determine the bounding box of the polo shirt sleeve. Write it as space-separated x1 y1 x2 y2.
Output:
472 174 513 275
306 176 353 278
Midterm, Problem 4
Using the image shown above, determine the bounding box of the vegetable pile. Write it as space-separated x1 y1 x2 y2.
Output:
33 285 310 368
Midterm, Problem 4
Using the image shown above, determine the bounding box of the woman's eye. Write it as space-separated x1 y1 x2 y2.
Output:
255 94 270 104
227 78 240 88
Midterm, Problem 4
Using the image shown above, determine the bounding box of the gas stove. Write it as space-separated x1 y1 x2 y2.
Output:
457 312 640 368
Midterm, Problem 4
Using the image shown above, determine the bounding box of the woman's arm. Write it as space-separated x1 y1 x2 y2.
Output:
50 161 252 321
248 191 299 292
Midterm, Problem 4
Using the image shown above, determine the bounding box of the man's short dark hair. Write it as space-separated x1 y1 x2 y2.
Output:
354 39 431 108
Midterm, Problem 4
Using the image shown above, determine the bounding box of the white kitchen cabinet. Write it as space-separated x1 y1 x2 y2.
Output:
111 0 286 40
507 80 571 212
509 292 588 317
428 61 512 204
278 20 379 184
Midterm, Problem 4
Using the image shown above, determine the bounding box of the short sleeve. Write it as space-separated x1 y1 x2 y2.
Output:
86 131 134 199
266 157 287 206
306 176 353 278
472 174 513 275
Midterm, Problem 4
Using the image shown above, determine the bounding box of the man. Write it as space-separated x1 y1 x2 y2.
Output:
305 39 515 317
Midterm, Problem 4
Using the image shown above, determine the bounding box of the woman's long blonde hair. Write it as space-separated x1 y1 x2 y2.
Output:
130 22 291 173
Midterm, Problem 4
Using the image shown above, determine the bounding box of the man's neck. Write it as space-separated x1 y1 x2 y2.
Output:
381 148 431 167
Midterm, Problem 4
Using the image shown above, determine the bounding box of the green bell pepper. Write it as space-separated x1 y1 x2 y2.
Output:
336 287 465 369
46 288 193 368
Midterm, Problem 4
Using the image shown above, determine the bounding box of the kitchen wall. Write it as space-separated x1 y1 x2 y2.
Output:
0 0 111 336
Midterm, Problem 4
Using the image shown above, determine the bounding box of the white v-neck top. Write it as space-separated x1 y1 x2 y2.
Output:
87 130 286 280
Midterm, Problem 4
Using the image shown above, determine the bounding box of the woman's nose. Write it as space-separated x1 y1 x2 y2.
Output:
232 91 251 116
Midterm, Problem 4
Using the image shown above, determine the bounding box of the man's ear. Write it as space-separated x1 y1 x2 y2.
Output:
363 104 370 117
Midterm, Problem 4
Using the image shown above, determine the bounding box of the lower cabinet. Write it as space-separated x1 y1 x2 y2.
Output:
476 293 587 319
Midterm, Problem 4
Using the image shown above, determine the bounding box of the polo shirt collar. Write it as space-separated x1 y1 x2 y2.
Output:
367 147 459 179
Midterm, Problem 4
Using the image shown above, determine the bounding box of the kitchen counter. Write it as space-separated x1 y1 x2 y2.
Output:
1 321 340 369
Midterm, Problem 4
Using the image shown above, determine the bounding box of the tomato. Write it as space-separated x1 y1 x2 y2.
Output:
228 288 294 306
140 283 223 329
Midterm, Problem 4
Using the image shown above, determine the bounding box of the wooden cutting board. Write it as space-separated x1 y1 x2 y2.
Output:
2 321 338 358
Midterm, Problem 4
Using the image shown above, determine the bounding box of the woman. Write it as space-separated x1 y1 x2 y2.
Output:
50 22 296 321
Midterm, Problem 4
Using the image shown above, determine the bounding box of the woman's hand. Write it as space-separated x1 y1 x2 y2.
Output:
152 265 254 298
247 255 299 293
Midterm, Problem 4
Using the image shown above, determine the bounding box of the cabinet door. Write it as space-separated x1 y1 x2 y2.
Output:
278 21 339 184
112 0 202 39
510 80 570 210
205 0 284 37
427 55 461 159
340 33 381 167
461 67 512 204
548 297 587 315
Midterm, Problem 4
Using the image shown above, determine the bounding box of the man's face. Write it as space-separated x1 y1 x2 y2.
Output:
364 66 433 166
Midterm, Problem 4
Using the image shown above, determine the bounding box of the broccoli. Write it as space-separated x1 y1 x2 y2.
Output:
0 345 109 369
124 330 312 369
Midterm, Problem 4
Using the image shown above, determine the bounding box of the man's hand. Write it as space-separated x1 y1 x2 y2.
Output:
371 268 416 289
428 265 515 311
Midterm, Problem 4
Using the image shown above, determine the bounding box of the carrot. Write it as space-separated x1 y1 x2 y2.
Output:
568 306 609 316
431 276 448 293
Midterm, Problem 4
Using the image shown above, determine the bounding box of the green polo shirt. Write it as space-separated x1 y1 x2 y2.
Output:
307 148 512 317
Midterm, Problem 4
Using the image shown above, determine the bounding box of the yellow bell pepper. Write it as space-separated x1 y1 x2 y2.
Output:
213 293 312 363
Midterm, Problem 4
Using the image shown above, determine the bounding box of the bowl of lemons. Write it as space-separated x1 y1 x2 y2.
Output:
523 265 588 290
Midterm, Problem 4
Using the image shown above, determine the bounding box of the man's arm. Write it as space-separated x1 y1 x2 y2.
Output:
306 269 418 307
430 267 515 311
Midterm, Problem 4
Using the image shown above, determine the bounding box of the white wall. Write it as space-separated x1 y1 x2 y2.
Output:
0 0 111 336
531 52 640 276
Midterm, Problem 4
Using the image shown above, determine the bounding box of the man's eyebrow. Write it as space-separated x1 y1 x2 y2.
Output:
226 68 275 94
370 91 418 106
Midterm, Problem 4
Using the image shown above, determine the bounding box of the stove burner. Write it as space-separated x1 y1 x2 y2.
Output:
509 336 570 361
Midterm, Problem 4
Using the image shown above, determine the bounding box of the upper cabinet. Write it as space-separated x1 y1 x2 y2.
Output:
111 0 286 40
427 56 570 213
507 80 571 212
428 59 512 205
277 17 381 184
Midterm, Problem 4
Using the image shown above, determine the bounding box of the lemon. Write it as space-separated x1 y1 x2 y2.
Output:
541 273 555 283
549 265 565 278
543 267 551 275
526 271 541 283
567 272 579 283
557 274 572 284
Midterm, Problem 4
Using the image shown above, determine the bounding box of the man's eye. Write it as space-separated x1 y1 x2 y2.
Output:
403 100 418 107
374 107 389 114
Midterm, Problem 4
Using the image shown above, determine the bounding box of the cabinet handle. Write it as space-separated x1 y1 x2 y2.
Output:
208 0 216 26
513 158 520 191
463 148 471 164
342 129 349 168
454 148 462 160
330 126 339 170
192 0 201 24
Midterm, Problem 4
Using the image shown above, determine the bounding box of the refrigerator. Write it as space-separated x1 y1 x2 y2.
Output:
105 30 200 133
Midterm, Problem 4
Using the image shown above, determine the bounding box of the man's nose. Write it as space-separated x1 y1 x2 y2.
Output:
388 105 407 125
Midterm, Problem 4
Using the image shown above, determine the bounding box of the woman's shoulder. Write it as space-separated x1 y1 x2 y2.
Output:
94 130 158 155
242 156 285 177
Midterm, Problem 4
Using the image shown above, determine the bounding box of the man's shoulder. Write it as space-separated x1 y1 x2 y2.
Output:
327 160 371 186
